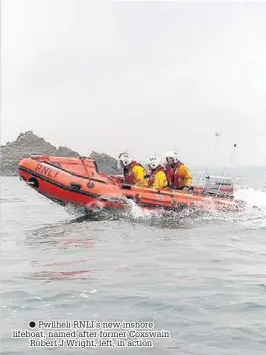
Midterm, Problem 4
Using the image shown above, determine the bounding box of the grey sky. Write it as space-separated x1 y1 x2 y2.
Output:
1 0 266 167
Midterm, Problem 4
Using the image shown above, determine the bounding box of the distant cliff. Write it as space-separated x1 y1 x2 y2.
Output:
0 131 120 176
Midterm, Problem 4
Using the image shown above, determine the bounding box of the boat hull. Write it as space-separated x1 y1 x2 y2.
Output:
18 156 246 214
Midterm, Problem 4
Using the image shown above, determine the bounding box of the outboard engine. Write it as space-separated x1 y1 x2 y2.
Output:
204 175 234 198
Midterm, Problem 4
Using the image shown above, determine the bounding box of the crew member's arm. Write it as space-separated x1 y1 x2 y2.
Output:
179 165 193 187
132 166 148 187
153 171 168 190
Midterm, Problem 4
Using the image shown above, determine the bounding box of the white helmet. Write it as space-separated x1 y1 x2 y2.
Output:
118 152 133 167
165 150 179 163
147 156 161 170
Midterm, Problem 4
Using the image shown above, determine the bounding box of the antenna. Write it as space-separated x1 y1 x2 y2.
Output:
216 143 238 197
198 130 221 186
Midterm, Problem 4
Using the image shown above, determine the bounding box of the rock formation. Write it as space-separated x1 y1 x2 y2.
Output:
89 151 120 175
0 131 120 176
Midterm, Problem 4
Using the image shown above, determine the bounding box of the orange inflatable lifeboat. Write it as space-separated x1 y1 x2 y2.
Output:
18 155 246 213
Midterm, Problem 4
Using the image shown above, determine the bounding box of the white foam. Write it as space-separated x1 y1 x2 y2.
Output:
235 187 266 210
126 199 152 219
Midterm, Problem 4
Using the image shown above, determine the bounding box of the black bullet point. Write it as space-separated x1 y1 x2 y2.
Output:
29 321 36 328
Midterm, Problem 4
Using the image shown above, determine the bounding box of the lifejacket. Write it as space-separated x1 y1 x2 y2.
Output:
165 162 184 189
148 165 165 187
173 162 185 189
165 164 176 187
123 161 143 185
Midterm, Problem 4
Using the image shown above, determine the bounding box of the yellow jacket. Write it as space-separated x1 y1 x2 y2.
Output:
149 169 168 190
131 165 149 187
176 163 193 188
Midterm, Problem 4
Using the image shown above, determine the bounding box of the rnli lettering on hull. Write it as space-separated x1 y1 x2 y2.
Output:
35 164 59 179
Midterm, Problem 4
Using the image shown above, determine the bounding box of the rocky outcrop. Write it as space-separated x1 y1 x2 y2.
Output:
89 151 121 175
0 131 120 176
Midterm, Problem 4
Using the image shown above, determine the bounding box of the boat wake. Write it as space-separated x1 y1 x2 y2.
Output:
59 186 266 230
235 186 266 210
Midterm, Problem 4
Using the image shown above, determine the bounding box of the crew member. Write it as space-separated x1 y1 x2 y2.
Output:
147 156 168 190
164 151 193 190
118 152 148 187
